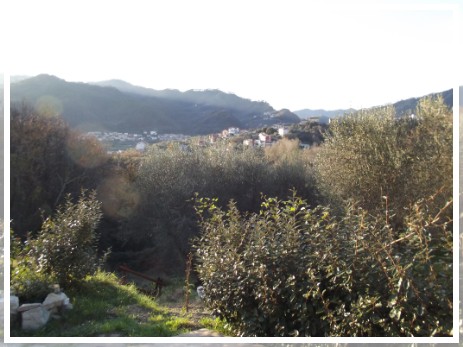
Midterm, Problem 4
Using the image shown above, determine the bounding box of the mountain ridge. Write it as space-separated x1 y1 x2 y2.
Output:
10 74 456 133
10 75 300 135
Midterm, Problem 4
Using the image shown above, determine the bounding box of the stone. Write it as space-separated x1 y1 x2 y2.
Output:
17 303 42 313
20 304 50 330
42 292 68 312
10 295 19 314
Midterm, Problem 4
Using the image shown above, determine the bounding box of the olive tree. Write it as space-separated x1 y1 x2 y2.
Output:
315 96 452 221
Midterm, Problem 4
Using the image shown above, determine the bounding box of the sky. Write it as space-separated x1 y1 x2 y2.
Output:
1 0 462 111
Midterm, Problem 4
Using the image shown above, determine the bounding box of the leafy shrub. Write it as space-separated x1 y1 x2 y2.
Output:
193 193 452 336
10 263 55 303
11 230 56 302
11 190 105 294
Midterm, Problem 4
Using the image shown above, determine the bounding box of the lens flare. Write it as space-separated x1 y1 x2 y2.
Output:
35 95 63 118
97 175 140 219
66 135 107 168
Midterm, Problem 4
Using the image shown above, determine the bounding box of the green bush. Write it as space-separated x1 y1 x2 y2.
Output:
11 190 105 294
33 190 104 286
193 193 452 336
11 230 56 302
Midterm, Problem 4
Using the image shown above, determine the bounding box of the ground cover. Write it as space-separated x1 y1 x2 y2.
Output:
10 271 229 337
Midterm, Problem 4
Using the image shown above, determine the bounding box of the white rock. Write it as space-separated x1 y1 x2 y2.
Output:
10 295 19 314
18 303 42 312
42 292 68 311
20 304 50 330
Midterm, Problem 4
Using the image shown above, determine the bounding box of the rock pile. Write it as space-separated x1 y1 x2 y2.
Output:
11 284 73 330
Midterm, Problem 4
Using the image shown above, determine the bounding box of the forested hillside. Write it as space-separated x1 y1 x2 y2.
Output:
10 75 300 134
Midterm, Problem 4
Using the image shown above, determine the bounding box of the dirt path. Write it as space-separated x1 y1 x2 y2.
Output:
177 328 224 337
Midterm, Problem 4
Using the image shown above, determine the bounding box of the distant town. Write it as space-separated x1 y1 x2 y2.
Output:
86 121 321 153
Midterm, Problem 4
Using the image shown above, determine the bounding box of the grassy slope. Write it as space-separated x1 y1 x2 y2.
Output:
11 271 229 337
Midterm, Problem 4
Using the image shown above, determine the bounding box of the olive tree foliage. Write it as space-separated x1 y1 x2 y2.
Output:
193 193 452 337
264 138 301 164
315 96 452 221
112 143 265 270
265 138 320 203
115 141 320 272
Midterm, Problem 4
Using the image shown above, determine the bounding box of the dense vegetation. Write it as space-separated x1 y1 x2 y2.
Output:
10 101 321 275
105 138 320 271
194 193 452 337
10 104 109 237
316 97 452 219
10 95 453 337
193 96 453 336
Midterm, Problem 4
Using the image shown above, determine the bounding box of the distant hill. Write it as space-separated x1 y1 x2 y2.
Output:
10 75 300 135
294 88 455 123
93 80 300 127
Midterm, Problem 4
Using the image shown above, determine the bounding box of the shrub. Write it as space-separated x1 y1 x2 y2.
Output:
26 190 103 287
193 193 452 336
11 230 56 302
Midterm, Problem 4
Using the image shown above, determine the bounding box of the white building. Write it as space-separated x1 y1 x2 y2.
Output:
278 127 289 136
259 132 271 143
135 141 147 152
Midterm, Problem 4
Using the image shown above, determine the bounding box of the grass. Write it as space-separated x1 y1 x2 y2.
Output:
199 316 233 336
11 271 224 337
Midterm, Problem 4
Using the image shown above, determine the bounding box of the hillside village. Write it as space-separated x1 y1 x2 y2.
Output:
88 118 324 153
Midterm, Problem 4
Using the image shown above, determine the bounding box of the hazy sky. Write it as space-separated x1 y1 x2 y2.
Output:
2 0 461 110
